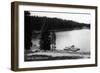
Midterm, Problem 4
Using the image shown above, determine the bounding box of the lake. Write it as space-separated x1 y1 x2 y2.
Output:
56 29 90 53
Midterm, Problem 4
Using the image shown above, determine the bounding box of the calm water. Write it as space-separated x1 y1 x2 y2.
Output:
56 29 90 52
31 29 90 53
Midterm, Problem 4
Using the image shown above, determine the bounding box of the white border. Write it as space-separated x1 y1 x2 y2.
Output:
18 5 96 68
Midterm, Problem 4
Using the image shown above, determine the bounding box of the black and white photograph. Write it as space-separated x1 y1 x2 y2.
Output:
11 1 97 71
24 10 91 61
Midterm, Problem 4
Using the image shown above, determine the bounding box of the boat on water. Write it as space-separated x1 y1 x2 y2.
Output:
64 45 80 52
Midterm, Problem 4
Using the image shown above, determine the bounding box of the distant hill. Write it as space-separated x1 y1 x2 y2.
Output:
25 15 90 32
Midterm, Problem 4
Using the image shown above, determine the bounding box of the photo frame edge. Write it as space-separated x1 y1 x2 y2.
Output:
11 1 98 71
11 2 19 71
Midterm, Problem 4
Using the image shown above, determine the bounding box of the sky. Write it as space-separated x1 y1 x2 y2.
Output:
30 11 91 24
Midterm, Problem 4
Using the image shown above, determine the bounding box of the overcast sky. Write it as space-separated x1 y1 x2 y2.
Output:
30 11 91 24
